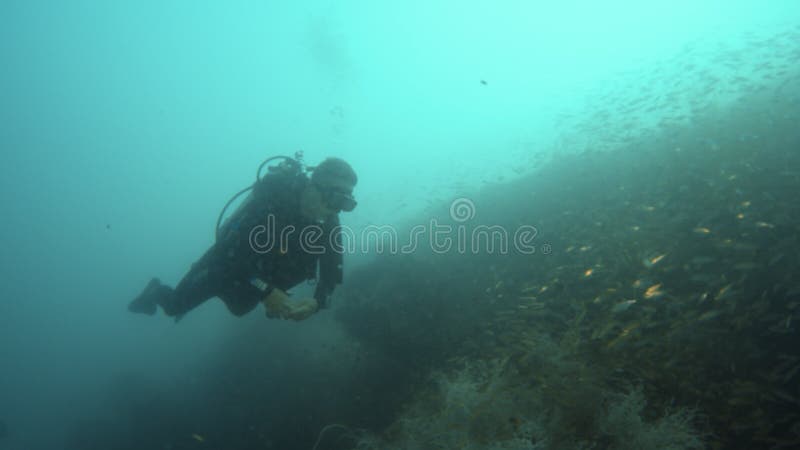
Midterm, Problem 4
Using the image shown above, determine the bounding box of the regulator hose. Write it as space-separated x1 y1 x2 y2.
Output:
215 155 299 242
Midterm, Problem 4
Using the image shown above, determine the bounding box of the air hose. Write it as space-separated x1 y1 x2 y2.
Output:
215 155 301 242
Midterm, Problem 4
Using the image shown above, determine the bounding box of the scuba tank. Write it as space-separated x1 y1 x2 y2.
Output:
215 152 307 243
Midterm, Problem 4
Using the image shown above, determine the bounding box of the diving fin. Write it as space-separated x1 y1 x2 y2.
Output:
128 278 164 315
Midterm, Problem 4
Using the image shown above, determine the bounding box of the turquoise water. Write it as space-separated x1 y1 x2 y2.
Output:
1 1 799 449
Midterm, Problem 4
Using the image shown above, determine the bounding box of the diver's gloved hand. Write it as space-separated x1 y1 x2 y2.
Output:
285 297 319 321
262 288 293 319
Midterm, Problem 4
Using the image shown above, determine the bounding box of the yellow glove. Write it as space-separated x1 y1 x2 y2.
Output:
285 297 319 321
262 288 293 319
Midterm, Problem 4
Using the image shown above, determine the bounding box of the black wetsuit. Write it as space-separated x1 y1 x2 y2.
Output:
160 167 343 317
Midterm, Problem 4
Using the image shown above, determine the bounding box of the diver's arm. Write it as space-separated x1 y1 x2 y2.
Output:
259 282 319 321
314 224 344 309
313 281 335 309
254 280 290 319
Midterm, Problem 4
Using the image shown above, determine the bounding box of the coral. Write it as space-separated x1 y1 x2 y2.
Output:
599 389 705 450
351 358 545 450
349 335 705 450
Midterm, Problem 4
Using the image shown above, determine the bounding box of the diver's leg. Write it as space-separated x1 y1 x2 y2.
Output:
128 246 228 318
160 247 228 318
219 281 262 316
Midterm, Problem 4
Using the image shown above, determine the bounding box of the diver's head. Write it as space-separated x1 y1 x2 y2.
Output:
301 157 357 220
311 157 357 212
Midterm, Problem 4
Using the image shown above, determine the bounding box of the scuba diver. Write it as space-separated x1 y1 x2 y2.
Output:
128 154 358 321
